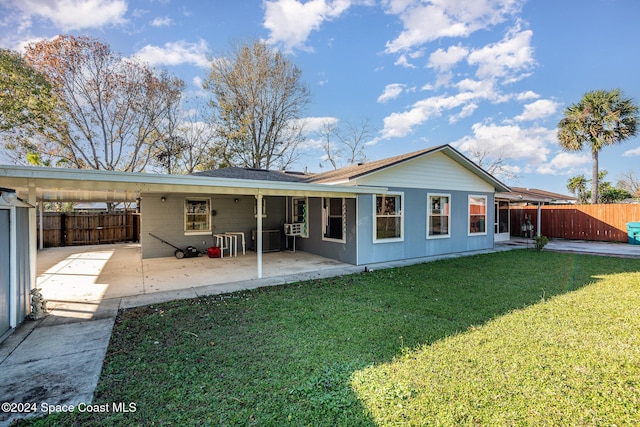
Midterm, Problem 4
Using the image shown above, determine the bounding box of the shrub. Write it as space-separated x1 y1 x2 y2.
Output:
534 235 549 250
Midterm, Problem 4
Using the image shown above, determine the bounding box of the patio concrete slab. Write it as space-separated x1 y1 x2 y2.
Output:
544 239 640 258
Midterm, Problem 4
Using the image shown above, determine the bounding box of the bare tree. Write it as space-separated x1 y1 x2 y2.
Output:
466 145 518 182
176 100 217 173
617 170 640 198
318 118 376 170
204 40 311 170
317 119 339 169
21 35 184 172
337 118 375 165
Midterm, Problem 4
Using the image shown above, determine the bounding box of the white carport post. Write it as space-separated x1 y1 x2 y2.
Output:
39 201 43 250
28 185 37 291
256 192 263 279
537 202 542 237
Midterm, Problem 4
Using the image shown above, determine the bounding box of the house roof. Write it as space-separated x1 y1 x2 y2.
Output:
0 165 382 202
498 187 577 204
303 144 511 192
194 167 307 182
0 144 510 202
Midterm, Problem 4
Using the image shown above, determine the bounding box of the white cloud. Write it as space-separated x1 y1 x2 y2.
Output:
134 40 210 68
515 90 539 101
514 99 559 122
467 26 534 82
428 44 469 72
11 0 127 31
452 122 555 167
384 0 524 53
299 116 339 134
623 146 640 157
449 103 478 123
377 83 406 103
537 152 590 175
151 16 173 27
394 54 417 68
263 0 352 52
381 92 476 138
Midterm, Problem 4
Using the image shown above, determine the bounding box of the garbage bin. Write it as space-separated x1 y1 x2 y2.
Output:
627 222 640 245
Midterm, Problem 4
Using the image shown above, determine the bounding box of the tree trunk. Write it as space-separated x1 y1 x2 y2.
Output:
591 149 599 204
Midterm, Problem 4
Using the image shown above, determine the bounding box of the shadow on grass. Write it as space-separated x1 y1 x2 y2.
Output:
16 250 640 426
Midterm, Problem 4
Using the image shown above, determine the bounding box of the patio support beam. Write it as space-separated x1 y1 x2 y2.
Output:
28 185 37 293
537 203 542 237
256 192 263 279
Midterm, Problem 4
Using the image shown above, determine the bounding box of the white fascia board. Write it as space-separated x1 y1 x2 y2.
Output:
0 165 385 200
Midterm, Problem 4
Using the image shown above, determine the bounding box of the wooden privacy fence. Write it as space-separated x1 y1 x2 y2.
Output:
38 212 140 247
511 204 640 243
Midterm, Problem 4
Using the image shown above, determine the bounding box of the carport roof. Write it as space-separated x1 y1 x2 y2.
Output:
0 164 386 202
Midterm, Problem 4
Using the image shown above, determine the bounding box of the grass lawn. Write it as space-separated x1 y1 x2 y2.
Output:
17 250 640 426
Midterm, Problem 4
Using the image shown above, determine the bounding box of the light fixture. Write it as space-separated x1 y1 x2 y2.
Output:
161 196 166 202
234 198 239 204
0 188 17 204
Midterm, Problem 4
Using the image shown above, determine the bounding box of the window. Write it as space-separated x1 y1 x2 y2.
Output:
428 194 450 238
292 197 308 238
375 194 403 241
323 197 345 242
185 198 211 234
468 195 487 235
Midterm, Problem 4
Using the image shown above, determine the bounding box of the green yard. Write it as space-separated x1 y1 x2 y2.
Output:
19 250 640 426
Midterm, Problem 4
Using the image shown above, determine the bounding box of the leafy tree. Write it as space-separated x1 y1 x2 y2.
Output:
20 35 184 172
568 170 633 203
557 89 638 203
204 40 310 170
0 48 56 134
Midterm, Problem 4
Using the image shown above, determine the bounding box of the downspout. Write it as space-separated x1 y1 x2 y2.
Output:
256 192 263 279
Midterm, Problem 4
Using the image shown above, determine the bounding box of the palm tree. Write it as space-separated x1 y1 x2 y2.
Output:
557 89 638 204
566 174 588 204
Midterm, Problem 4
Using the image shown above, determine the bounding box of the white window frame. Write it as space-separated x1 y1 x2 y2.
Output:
468 195 488 236
427 193 451 239
322 197 346 243
184 198 211 235
373 193 404 243
292 197 309 238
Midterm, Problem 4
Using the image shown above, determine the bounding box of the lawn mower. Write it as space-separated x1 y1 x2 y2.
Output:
148 233 201 259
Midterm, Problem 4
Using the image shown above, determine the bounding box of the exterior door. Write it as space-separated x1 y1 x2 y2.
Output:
0 209 10 335
494 200 510 242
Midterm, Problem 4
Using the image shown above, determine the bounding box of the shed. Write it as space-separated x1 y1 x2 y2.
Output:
0 188 35 341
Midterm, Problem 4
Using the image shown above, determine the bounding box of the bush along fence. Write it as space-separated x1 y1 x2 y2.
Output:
37 212 141 247
510 204 640 243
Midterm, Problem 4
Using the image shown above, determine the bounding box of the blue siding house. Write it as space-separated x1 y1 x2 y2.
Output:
284 144 509 265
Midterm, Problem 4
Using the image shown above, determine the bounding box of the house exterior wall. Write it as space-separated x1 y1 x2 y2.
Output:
291 197 358 265
141 193 286 258
356 188 495 265
355 151 495 192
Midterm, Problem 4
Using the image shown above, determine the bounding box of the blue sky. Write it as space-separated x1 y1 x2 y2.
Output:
1 0 639 195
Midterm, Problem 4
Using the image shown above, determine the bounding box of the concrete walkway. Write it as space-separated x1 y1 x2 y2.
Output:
1 239 638 425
